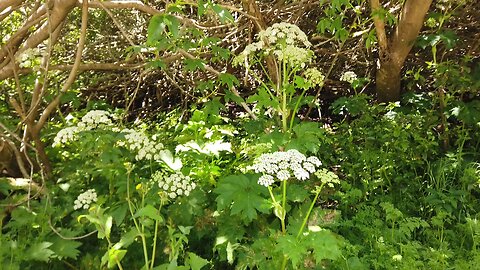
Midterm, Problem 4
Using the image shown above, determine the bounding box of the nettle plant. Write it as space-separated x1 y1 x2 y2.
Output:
233 22 325 132
51 110 210 269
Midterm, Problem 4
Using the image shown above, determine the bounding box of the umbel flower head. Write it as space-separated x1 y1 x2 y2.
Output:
52 110 115 147
340 71 358 84
249 149 322 187
74 189 98 210
152 171 196 200
118 129 164 161
233 22 313 69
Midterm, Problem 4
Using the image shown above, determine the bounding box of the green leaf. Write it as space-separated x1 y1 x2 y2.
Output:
184 58 205 71
133 205 163 222
218 73 239 89
147 15 167 46
275 234 306 268
214 174 270 223
186 252 209 270
164 14 180 39
26 242 55 262
307 230 342 262
113 229 139 250
50 238 82 259
101 248 127 269
247 87 279 110
211 4 234 23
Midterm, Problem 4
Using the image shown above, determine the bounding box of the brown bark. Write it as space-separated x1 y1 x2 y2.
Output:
372 0 432 102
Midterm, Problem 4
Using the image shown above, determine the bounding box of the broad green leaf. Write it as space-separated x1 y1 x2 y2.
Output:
308 230 342 262
50 238 82 259
218 73 239 89
26 242 54 262
214 174 270 223
113 229 139 250
101 248 127 269
133 205 163 221
275 234 306 268
186 252 209 270
147 15 167 45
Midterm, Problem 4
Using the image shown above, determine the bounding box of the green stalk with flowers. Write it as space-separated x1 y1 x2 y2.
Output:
233 22 325 133
233 23 341 268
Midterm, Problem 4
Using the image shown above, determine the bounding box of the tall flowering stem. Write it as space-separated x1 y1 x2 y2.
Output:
233 23 325 132
296 183 324 239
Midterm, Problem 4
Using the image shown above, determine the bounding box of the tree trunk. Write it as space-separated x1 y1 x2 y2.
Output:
371 0 433 102
376 60 401 102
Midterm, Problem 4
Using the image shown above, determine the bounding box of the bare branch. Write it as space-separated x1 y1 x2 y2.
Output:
84 0 162 15
390 0 433 66
370 0 388 56
36 0 89 129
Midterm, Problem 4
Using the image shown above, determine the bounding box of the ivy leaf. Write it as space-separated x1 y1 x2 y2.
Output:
214 174 270 223
50 238 82 259
26 242 55 262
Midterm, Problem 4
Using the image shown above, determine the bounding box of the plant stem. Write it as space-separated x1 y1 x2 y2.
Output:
281 255 288 270
281 180 287 234
150 203 163 269
296 183 324 239
126 170 150 269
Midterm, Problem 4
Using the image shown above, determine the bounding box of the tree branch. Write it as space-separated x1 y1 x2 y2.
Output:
369 0 388 56
36 0 89 132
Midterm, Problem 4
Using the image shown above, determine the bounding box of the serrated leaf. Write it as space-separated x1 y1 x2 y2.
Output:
214 174 270 223
50 238 82 259
308 230 342 262
27 242 54 262
275 234 306 268
218 73 239 89
184 58 205 71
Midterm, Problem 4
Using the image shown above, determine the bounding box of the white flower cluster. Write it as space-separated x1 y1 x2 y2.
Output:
152 171 196 199
259 22 311 47
249 149 322 187
77 110 114 130
118 129 164 161
73 189 98 210
52 127 79 147
272 45 313 68
304 68 325 86
53 110 114 147
233 22 313 68
340 71 358 84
